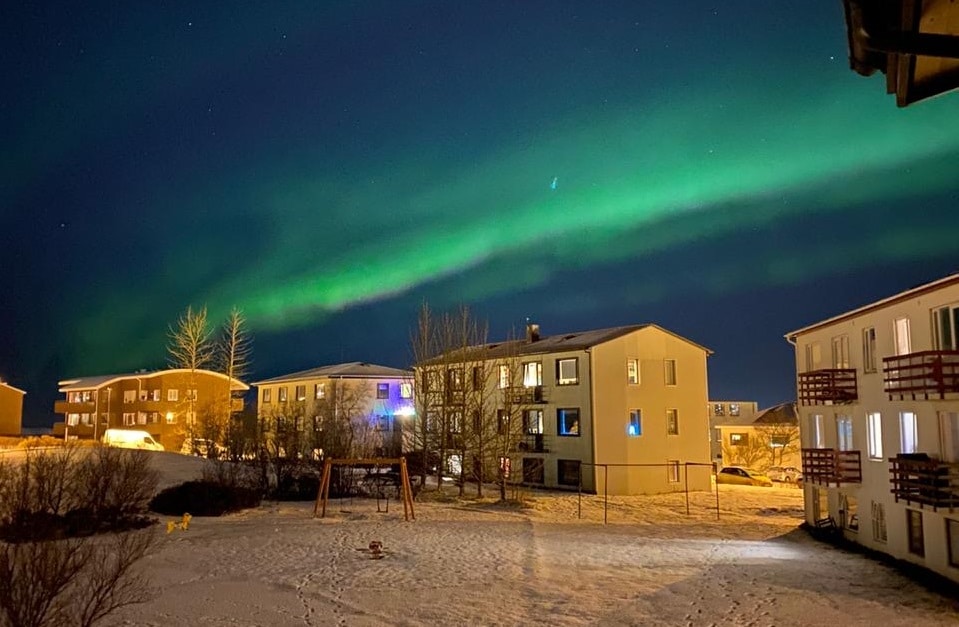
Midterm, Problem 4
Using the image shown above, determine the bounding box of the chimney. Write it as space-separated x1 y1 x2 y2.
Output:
526 322 540 343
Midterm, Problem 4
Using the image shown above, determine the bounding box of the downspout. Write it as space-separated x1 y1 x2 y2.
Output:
586 347 596 494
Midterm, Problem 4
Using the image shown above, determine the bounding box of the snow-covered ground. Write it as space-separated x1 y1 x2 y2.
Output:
102 456 959 626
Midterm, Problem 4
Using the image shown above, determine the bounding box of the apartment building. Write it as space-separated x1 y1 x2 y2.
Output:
252 362 414 459
709 400 759 463
418 323 712 495
786 273 959 583
53 369 249 448
715 402 800 471
0 380 25 436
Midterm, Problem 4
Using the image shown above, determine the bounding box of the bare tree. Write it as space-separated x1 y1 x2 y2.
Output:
217 308 252 458
721 433 769 469
167 305 213 443
756 423 801 467
409 302 438 488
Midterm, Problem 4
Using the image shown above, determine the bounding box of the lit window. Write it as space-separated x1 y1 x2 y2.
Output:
867 412 883 460
729 403 740 417
713 403 725 416
123 390 136 404
377 383 389 399
664 360 677 386
666 409 679 435
497 409 509 435
165 412 176 424
837 415 853 451
68 392 80 403
123 413 135 426
138 389 148 401
186 389 197 401
900 412 918 454
627 410 642 437
557 408 580 436
627 359 639 385
523 362 542 387
730 433 748 446
151 389 160 401
295 385 307 401
863 327 877 373
498 365 510 389
263 388 272 403
67 413 80 426
278 387 288 403
81 413 91 426
556 358 578 385
524 409 544 434
400 382 413 399
314 383 325 400
667 460 681 483
137 412 147 425
167 389 179 402
449 411 462 434
447 369 464 391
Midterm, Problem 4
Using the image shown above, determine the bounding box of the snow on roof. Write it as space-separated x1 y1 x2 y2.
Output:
58 369 250 392
252 362 413 385
0 381 26 395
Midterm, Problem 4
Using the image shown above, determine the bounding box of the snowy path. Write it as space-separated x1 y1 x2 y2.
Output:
108 488 958 626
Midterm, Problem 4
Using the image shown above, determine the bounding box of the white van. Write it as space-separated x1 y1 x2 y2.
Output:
102 428 164 451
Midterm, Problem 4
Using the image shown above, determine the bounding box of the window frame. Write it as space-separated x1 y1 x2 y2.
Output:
263 388 272 403
900 411 918 454
557 407 580 437
556 358 579 386
862 327 877 373
295 385 307 402
400 382 413 399
314 383 326 400
907 509 925 557
523 361 543 387
664 359 677 386
167 389 179 402
627 409 642 437
666 408 679 436
867 412 883 461
667 460 681 483
627 358 640 385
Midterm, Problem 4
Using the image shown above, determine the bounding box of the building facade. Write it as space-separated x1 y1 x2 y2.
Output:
715 402 800 472
53 369 248 449
252 362 414 459
709 400 759 464
786 273 959 583
418 323 712 495
0 381 25 436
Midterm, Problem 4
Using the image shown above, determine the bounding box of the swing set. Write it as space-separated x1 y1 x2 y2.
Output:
313 457 416 521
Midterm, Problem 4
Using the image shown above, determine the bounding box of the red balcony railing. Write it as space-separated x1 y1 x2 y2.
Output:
797 369 858 405
889 454 959 510
802 448 862 485
883 350 959 400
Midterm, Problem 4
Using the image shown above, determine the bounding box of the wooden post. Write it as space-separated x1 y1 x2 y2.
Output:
313 458 333 518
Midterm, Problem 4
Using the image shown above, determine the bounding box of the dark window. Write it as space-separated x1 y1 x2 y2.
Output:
377 383 389 399
557 459 581 487
263 389 272 403
472 409 482 433
948 519 959 567
497 409 509 435
556 358 578 385
376 416 391 431
523 458 544 484
471 366 483 390
295 385 307 401
907 510 925 557
713 403 725 416
557 408 580 436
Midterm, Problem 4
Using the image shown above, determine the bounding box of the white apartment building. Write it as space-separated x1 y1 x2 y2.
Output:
786 273 959 582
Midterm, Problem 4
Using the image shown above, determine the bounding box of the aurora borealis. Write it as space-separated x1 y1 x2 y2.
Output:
3 1 959 425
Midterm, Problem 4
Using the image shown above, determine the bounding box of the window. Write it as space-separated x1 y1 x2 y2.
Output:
80 413 91 426
557 460 581 487
377 383 389 399
314 383 326 400
811 414 825 448
472 409 482 433
831 335 850 369
150 389 160 401
941 412 959 463
68 392 80 403
900 411 918 454
667 460 681 483
376 415 391 432
499 365 510 389
449 411 463 434
557 408 580 436
841 494 859 532
628 410 642 437
714 428 722 442
523 458 544 484
123 413 135 426
894 317 912 355
948 519 959 567
165 412 176 424
400 382 413 399
447 369 463 391
123 390 136 404
263 388 272 403
770 434 790 448
933 305 959 350
186 388 198 401
867 412 883 460
836 415 853 451
871 501 887 543
523 362 542 387
295 385 307 401
907 509 925 557
67 413 79 426
556 358 578 385
278 387 288 403
497 409 509 435
137 412 147 425
138 389 148 401
805 342 822 370
729 403 740 417
149 412 159 424
82 390 93 402
167 389 179 402
664 360 677 386
730 433 748 446
471 366 483 390
862 327 877 373
666 409 679 435
627 359 639 385
713 403 725 417
524 409 544 434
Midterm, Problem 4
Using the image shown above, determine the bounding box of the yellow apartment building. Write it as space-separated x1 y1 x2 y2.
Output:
0 380 25 436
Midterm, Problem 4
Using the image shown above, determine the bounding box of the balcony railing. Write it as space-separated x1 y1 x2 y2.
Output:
516 433 549 453
797 369 858 405
508 385 546 405
889 454 959 510
883 350 959 400
53 400 96 414
801 448 862 485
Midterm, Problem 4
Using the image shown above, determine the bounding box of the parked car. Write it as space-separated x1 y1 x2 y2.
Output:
180 438 216 458
765 466 802 483
102 428 164 452
717 466 773 487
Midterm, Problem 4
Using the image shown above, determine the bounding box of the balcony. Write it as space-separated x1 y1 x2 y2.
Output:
516 433 550 453
53 400 95 414
801 448 862 486
883 350 959 400
890 454 959 511
508 385 547 405
797 369 858 405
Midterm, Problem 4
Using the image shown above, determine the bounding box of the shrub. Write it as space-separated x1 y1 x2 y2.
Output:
150 480 261 517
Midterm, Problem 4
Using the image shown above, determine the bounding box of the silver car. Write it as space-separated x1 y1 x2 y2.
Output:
766 465 802 483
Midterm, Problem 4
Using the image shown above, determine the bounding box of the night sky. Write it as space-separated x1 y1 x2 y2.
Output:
3 1 959 428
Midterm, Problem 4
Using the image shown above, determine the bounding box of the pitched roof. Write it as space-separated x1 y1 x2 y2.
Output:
58 369 250 392
252 362 412 385
785 272 959 339
751 402 798 426
0 381 26 395
424 323 711 364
